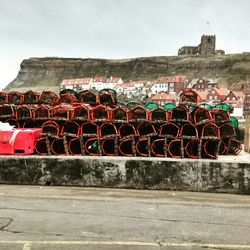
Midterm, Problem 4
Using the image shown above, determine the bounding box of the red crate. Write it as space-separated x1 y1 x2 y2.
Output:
0 128 42 155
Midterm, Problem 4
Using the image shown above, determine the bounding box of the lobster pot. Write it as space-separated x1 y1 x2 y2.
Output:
39 90 59 105
24 90 40 104
118 123 137 138
79 90 97 106
34 105 53 120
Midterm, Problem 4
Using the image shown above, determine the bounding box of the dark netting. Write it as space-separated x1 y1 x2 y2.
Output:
60 89 77 97
130 106 148 120
202 123 220 138
0 105 15 118
99 89 117 105
228 139 242 155
99 122 117 137
92 106 109 120
58 93 78 105
51 138 66 155
84 137 100 156
73 104 89 120
81 122 98 136
8 92 23 105
119 138 135 156
184 139 199 159
24 90 40 104
99 93 116 107
160 122 179 138
192 107 212 125
211 108 230 124
180 123 198 138
36 137 51 155
137 123 156 136
170 105 188 121
151 138 165 157
34 105 52 119
42 121 60 137
52 105 74 120
168 139 182 158
149 107 167 122
69 137 82 155
126 101 142 109
118 124 137 138
113 107 128 121
201 140 219 159
101 138 116 156
136 137 149 157
199 103 212 111
79 90 97 106
220 123 235 138
219 140 227 155
16 105 34 120
23 120 41 128
39 91 58 105
62 121 81 136
0 92 7 104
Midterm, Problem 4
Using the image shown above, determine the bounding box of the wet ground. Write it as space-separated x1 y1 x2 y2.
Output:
0 185 250 250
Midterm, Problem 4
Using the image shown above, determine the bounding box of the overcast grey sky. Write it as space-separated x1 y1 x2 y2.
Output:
0 0 250 89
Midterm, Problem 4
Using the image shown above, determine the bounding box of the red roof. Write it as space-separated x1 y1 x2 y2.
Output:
233 91 245 98
151 93 176 101
110 77 123 83
213 87 229 96
156 75 187 83
116 83 134 89
93 76 108 82
61 78 92 86
196 91 208 101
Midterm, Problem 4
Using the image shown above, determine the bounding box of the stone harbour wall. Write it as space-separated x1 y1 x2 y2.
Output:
0 155 249 194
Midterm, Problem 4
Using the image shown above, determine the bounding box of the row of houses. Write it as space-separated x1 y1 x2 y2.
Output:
60 75 187 97
60 75 250 117
60 76 123 91
150 87 244 106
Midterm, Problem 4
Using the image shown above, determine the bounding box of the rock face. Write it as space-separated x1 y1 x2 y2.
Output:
5 53 250 91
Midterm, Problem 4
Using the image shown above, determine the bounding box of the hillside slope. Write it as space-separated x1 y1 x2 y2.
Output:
5 53 250 92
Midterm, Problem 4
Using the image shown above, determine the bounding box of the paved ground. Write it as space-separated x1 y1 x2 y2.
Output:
0 185 250 250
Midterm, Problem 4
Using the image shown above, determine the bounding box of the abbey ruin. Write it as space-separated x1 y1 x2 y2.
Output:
178 35 225 56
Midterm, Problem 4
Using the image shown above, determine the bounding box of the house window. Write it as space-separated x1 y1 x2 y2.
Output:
209 96 212 100
214 96 217 100
232 97 236 100
227 97 230 100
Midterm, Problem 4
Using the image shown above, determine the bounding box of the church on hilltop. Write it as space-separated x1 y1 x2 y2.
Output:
178 35 225 56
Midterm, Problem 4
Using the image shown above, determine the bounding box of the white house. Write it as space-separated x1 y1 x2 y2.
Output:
60 78 93 91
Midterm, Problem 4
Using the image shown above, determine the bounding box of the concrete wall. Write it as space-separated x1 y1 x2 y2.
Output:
0 154 249 194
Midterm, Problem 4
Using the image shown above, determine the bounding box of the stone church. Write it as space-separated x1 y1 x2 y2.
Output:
178 35 225 55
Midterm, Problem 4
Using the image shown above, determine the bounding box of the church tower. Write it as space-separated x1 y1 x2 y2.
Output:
199 35 216 55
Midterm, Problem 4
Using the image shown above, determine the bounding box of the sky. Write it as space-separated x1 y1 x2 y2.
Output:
0 0 250 89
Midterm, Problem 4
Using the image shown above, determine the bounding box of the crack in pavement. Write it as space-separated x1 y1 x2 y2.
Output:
0 217 13 231
0 207 249 229
2 228 114 241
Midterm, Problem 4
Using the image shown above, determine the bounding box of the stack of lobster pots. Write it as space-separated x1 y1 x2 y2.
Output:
0 88 242 159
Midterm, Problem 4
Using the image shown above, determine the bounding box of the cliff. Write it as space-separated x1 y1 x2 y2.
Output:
5 53 250 92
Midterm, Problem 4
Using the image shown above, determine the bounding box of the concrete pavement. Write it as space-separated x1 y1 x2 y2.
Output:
0 185 250 249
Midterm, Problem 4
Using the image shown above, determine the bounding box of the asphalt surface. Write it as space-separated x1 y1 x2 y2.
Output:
0 185 250 250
